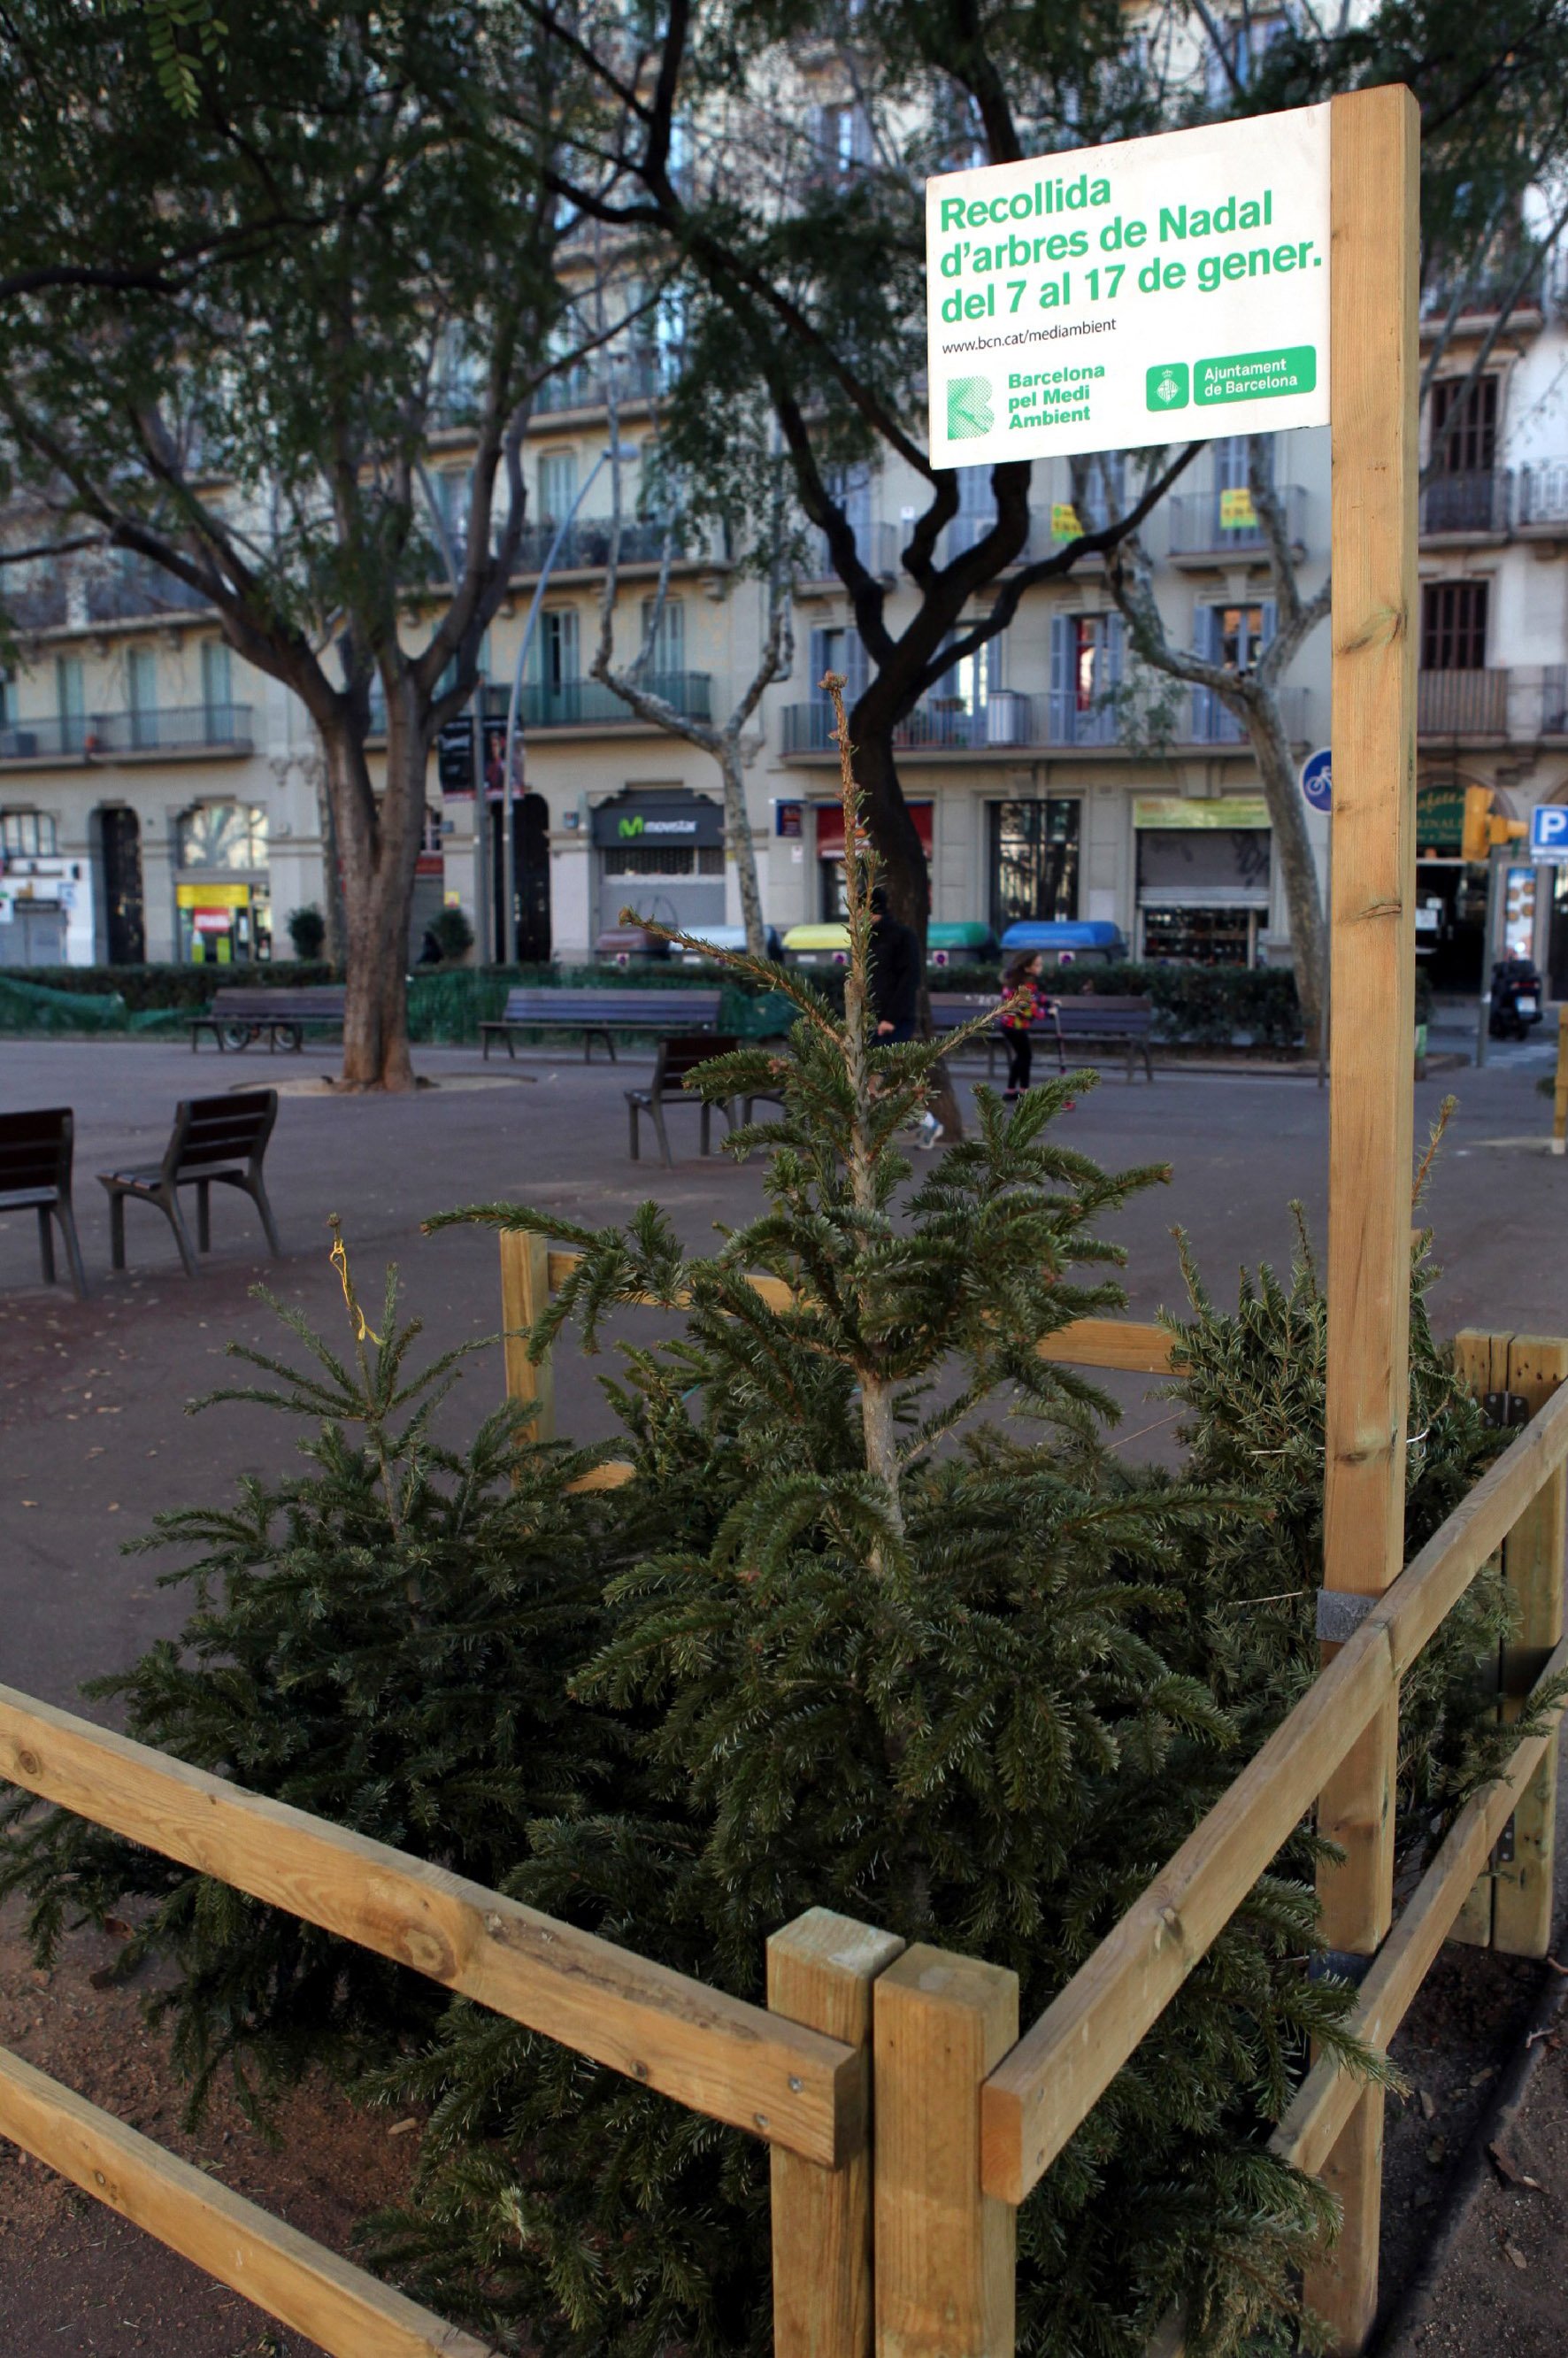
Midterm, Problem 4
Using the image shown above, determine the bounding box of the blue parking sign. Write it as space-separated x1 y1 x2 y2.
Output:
1300 748 1332 814
1530 804 1568 859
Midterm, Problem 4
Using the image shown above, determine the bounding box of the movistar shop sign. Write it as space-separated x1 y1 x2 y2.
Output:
593 794 725 848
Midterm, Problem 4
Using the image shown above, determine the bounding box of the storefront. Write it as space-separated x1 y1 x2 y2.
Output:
593 787 726 942
0 809 95 965
814 798 934 918
175 800 271 962
1133 797 1272 966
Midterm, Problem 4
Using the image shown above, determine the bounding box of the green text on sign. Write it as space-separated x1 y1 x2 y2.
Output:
1195 346 1317 406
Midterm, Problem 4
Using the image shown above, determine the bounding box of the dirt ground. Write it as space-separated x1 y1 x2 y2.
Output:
2 1026 1567 2353
0 1900 418 2356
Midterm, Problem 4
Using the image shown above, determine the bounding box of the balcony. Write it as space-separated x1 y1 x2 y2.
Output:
84 567 211 623
508 516 683 575
3 577 68 631
0 703 252 763
781 691 1040 758
533 352 665 418
1419 469 1511 539
1166 483 1307 562
1043 690 1120 750
491 673 712 731
798 520 901 590
935 508 1053 566
1518 461 1568 530
1417 668 1510 739
1186 684 1308 747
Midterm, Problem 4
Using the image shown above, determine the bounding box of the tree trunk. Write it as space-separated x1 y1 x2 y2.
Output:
718 736 768 959
325 706 428 1092
848 694 964 1139
1242 690 1326 1053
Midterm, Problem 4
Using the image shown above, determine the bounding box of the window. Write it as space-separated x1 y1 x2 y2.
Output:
127 646 158 749
536 607 580 690
1429 375 1498 475
934 630 1003 713
1199 603 1272 671
641 596 684 676
809 624 867 703
201 640 232 718
988 799 1080 935
433 467 470 564
538 451 578 524
178 801 268 871
815 101 872 180
56 656 84 754
1421 580 1488 671
1049 613 1123 744
1205 10 1293 106
2 810 58 857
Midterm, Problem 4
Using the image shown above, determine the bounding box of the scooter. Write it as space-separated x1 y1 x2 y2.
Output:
1487 955 1545 1041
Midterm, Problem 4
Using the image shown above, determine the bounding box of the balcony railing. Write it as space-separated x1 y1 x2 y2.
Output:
800 520 901 585
1542 667 1568 736
533 352 666 416
508 517 685 574
935 508 1053 566
1044 690 1120 749
1187 683 1308 746
1518 461 1568 528
2 577 68 631
1417 668 1510 737
782 692 1039 757
1419 469 1511 536
500 673 712 729
84 568 211 622
1166 482 1306 559
0 703 251 761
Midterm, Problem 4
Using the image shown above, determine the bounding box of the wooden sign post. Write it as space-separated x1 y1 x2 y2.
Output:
1307 81 1421 2353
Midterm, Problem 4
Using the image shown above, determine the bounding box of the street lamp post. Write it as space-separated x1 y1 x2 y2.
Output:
499 443 633 964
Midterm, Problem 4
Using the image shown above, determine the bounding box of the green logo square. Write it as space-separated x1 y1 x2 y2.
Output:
1147 363 1189 413
946 375 993 439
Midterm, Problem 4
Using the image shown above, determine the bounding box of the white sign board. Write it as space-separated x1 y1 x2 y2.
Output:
1530 804 1568 862
926 104 1332 468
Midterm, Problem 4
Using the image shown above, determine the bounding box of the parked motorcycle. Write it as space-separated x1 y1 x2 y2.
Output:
1487 955 1545 1041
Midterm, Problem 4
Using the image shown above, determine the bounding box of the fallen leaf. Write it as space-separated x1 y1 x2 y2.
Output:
1426 2136 1448 2166
1503 2242 1529 2270
387 2116 419 2138
1469 2067 1497 2087
1419 2090 1437 2121
1488 2141 1542 2191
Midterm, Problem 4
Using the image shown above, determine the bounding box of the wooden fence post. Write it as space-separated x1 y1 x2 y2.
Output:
873 1944 1018 2358
499 1230 555 1443
1307 81 1420 2356
769 1910 906 2358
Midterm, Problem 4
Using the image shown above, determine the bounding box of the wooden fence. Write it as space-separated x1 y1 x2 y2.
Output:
0 1228 1563 2356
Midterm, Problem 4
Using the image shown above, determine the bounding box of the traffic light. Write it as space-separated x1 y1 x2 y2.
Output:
1461 784 1527 863
1461 785 1492 865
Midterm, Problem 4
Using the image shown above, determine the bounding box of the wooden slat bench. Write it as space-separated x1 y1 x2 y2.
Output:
189 985 345 1052
0 1106 88 1298
98 1090 282 1277
1055 995 1157 1083
480 986 725 1063
927 995 1066 1082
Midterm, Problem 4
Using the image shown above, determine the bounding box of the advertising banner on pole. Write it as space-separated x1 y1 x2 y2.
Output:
926 103 1331 466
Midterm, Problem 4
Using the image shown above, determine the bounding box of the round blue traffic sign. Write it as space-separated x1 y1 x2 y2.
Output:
1301 747 1332 814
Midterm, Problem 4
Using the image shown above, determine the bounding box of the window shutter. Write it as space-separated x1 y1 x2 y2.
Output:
1049 614 1072 744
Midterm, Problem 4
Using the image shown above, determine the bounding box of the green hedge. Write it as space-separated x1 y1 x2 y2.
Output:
929 960 1305 1051
0 960 336 1014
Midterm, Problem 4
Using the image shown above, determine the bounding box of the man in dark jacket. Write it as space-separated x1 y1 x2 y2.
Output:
867 885 919 1044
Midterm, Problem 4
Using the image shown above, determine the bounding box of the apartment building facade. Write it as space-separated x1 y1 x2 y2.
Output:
4 269 1566 988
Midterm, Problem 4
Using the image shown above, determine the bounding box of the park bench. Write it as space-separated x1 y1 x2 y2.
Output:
480 986 724 1063
626 1034 740 1167
1054 995 1157 1083
189 984 345 1053
927 994 1067 1082
0 1106 88 1298
98 1090 282 1278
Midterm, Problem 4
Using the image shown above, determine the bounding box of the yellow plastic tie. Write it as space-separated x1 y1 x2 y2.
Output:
330 1233 381 1345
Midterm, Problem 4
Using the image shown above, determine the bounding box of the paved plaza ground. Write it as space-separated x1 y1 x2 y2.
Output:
2 1021 1566 2352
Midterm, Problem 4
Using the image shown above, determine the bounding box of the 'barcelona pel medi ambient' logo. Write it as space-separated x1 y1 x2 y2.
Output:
946 375 993 439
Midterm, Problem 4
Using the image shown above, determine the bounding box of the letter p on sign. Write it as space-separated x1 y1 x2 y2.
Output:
1530 804 1568 859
